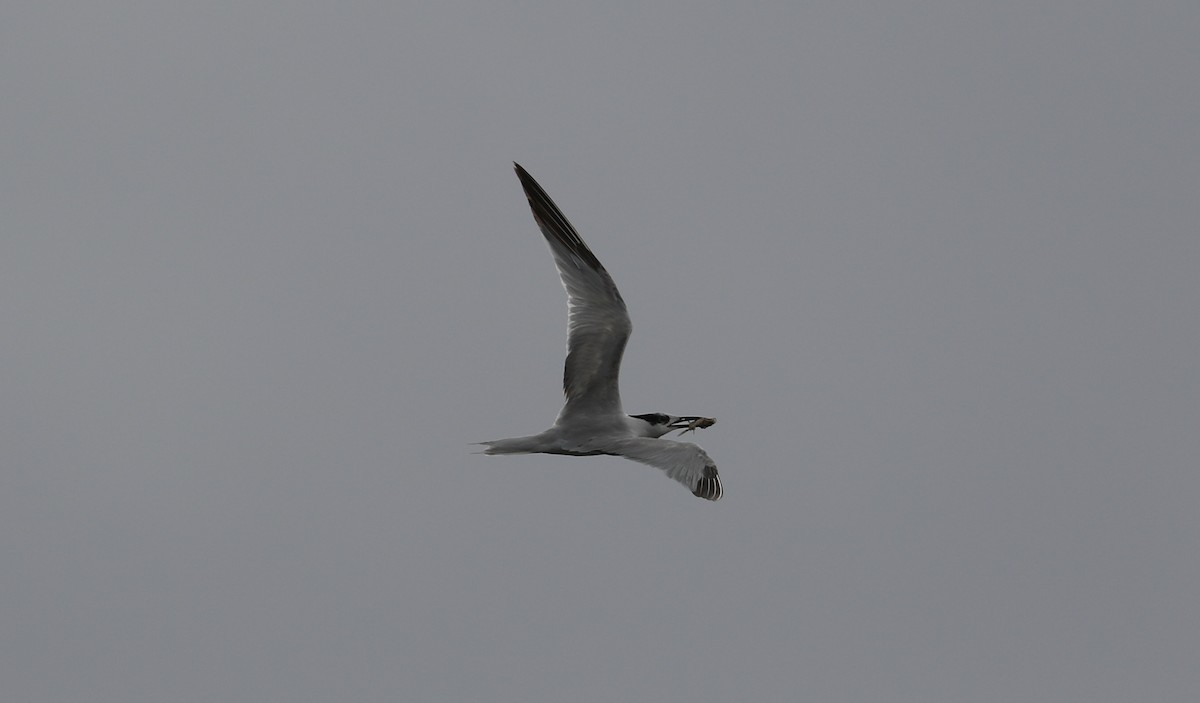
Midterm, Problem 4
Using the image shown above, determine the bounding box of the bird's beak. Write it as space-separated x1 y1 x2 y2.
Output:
670 416 716 434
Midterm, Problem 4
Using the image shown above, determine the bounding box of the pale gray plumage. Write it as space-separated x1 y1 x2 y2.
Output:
479 163 723 501
515 163 631 422
607 438 723 501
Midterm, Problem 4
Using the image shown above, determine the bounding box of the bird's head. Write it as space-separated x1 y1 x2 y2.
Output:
628 413 716 438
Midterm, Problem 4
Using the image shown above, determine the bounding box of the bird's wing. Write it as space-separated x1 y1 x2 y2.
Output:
605 438 723 501
514 163 632 420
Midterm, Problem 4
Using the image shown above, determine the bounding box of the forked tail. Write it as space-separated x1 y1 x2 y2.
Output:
475 435 546 455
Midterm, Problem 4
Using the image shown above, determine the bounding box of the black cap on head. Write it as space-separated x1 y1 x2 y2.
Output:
630 412 671 426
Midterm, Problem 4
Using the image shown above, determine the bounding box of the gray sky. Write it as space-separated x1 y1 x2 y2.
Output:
3 2 1198 701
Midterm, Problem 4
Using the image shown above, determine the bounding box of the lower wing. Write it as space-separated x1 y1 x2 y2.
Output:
605 438 723 501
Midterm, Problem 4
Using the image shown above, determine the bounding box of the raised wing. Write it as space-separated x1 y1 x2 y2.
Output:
514 163 632 421
606 438 724 501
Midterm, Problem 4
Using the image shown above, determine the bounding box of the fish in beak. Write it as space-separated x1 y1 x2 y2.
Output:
669 416 716 435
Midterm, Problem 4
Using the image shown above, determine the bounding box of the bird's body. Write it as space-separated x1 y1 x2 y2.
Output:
479 164 723 501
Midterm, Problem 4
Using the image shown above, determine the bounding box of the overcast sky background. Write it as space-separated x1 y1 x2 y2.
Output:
3 2 1198 701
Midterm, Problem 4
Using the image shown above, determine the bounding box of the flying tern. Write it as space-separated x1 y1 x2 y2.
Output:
479 163 723 501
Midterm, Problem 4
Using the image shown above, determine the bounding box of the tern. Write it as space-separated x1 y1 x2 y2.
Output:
479 164 723 501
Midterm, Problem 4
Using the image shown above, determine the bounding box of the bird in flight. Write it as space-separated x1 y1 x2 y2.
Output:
479 163 722 501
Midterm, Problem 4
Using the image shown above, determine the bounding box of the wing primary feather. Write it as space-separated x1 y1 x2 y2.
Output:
513 163 605 273
692 465 723 501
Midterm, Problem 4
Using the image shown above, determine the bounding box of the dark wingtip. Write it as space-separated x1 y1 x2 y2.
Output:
692 465 723 501
512 162 542 203
513 162 534 186
509 163 607 274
